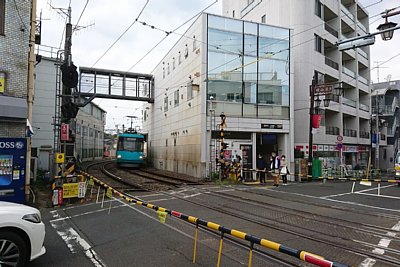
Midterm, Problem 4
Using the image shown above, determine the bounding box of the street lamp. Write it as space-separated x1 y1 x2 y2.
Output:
308 78 342 180
377 19 398 41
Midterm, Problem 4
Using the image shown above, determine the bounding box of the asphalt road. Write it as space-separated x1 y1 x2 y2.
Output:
28 180 400 267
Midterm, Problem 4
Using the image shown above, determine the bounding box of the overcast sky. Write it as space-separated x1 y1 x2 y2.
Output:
36 0 400 131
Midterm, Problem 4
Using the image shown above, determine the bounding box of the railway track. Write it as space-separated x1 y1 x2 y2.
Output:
83 161 399 266
83 161 299 266
166 186 400 266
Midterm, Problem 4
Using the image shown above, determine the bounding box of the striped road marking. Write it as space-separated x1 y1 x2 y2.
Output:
359 220 400 267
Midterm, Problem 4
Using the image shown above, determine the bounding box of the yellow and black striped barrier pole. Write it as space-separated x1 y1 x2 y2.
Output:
80 171 350 267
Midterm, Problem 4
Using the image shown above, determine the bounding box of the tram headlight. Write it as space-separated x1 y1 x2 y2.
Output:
396 171 400 177
139 155 143 159
117 154 122 159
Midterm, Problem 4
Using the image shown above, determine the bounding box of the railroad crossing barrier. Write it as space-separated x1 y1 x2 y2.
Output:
79 171 350 267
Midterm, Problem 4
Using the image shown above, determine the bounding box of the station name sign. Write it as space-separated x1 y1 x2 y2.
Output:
261 124 283 129
311 84 334 96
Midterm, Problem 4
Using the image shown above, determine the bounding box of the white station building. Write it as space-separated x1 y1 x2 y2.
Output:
143 13 294 179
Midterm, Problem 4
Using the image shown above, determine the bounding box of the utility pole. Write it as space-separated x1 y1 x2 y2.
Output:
374 61 388 83
26 0 37 200
375 91 380 170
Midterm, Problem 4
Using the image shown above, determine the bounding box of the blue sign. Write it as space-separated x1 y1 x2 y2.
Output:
0 138 27 203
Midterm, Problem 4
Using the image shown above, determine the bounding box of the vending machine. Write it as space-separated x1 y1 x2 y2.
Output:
0 138 27 203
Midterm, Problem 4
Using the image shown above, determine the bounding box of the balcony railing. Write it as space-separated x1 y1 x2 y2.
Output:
357 22 367 34
357 48 368 60
359 131 370 139
342 97 357 108
344 129 357 137
358 75 369 85
326 126 340 135
359 103 369 112
325 56 339 70
341 4 354 22
325 23 338 38
342 66 355 78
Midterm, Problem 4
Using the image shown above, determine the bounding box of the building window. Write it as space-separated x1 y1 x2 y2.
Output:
314 34 323 54
184 44 188 58
0 0 5 35
314 70 324 84
232 10 235 18
315 0 323 19
178 51 181 64
174 138 176 146
167 63 170 74
261 15 266 23
172 57 175 70
164 97 168 111
162 67 165 79
187 83 193 100
174 90 179 106
193 35 197 51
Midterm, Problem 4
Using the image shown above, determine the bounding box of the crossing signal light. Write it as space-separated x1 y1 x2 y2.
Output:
60 63 78 88
61 101 79 119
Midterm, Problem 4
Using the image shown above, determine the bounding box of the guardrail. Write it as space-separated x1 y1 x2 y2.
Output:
79 171 350 267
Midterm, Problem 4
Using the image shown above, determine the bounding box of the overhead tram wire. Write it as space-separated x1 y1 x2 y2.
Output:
146 0 385 91
124 0 218 73
90 0 150 68
99 0 218 81
99 0 384 104
73 0 89 31
93 0 218 104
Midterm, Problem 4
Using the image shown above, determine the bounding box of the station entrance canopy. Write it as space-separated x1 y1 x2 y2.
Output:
76 67 154 104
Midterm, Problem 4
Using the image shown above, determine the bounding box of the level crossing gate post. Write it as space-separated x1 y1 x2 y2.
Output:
192 221 199 263
247 242 254 267
217 232 224 267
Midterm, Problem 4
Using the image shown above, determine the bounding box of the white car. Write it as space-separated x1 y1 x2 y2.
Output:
0 201 46 266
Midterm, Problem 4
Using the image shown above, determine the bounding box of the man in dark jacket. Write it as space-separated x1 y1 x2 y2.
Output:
256 154 267 183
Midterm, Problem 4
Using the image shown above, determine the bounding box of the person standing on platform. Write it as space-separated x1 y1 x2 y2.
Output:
270 152 280 186
256 154 266 183
279 155 290 185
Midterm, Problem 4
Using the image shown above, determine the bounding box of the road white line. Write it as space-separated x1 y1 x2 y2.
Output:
355 192 400 200
145 197 176 202
50 204 125 222
263 189 400 212
50 210 106 266
137 193 164 198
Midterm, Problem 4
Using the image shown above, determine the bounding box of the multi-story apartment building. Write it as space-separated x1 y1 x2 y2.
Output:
372 80 400 171
143 13 294 179
33 52 106 173
0 0 31 137
222 0 372 169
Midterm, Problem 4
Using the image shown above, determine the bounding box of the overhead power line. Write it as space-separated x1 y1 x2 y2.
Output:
91 0 150 68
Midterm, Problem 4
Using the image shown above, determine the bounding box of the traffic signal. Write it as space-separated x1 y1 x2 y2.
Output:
60 63 78 89
60 62 79 120
61 101 79 119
